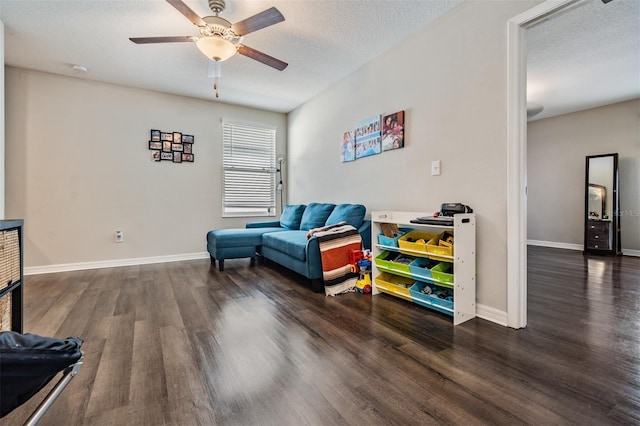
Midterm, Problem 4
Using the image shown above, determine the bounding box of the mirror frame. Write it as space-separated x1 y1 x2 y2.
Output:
584 153 621 255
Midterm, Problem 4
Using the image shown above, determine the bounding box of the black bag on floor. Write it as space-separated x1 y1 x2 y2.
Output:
0 332 83 419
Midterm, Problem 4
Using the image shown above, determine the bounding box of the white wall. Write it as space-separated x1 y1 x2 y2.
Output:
287 0 538 313
5 67 287 268
1 21 4 218
527 99 640 252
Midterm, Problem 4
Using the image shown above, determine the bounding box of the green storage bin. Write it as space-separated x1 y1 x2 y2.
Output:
431 262 454 283
375 251 412 274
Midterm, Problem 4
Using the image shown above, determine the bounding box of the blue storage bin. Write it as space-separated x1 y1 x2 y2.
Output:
408 257 439 278
410 282 454 311
378 227 412 247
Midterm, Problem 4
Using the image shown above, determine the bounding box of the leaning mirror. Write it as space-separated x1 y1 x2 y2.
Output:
584 153 620 255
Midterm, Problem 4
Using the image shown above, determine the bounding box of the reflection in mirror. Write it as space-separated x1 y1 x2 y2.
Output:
587 184 606 220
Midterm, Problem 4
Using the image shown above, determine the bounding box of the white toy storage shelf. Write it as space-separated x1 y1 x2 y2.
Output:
371 211 476 325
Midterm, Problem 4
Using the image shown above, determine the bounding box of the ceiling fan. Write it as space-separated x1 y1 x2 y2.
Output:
130 0 287 95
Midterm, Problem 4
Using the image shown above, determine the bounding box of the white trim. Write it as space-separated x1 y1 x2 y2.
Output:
507 0 581 330
527 240 583 251
24 252 210 276
528 240 640 256
476 304 508 327
506 16 528 330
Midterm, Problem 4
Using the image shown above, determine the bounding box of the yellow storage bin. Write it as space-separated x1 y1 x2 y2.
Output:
374 273 415 300
426 232 454 261
398 231 439 255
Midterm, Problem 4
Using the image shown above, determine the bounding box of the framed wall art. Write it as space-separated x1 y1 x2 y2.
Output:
341 130 355 162
355 115 381 159
149 129 195 163
382 110 405 151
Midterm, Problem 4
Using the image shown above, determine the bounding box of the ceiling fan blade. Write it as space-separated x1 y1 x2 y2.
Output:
238 45 288 71
129 36 196 44
166 0 206 27
232 7 284 36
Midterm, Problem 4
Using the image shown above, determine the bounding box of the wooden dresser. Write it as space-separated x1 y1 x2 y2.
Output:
586 220 611 250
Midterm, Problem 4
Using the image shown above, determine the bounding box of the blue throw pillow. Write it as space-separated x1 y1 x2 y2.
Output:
279 204 307 230
325 204 366 229
299 203 336 230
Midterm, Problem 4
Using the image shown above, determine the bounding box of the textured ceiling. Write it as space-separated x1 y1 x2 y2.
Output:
0 0 463 113
0 0 638 116
527 0 640 121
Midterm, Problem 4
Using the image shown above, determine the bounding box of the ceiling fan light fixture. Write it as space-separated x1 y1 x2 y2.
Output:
196 36 237 61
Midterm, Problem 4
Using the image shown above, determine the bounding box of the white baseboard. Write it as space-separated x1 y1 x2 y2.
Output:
528 239 640 257
476 304 508 327
24 252 210 276
527 239 582 251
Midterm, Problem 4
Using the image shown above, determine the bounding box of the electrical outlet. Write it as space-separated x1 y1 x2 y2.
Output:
115 231 124 243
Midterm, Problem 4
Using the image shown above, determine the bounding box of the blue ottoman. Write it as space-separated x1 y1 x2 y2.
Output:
206 227 283 271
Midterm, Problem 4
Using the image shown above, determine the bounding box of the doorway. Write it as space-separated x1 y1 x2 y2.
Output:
506 0 587 328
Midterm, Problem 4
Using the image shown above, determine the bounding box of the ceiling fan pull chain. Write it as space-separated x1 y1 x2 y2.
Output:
208 60 222 98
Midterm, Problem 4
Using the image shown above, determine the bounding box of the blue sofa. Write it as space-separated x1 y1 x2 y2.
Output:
207 203 370 293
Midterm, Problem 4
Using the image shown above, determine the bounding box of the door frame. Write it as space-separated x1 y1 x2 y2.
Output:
506 0 585 328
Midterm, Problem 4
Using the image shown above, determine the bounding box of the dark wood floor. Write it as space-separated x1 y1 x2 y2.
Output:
2 246 639 425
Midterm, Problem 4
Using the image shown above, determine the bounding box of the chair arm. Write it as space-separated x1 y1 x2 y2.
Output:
358 220 372 250
305 235 323 278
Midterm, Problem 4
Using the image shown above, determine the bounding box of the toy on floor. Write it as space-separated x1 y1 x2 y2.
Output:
349 249 371 273
348 248 372 293
355 272 371 293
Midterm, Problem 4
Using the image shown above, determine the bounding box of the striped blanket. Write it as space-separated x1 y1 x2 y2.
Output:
307 222 363 296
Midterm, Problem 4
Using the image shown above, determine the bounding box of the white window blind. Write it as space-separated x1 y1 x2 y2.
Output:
222 121 276 217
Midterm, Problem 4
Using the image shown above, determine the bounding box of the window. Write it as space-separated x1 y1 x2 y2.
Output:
222 120 277 217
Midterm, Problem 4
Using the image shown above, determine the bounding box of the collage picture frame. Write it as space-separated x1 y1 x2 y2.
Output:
149 129 195 163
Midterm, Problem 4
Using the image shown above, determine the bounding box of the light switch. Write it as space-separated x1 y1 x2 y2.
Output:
431 160 441 176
